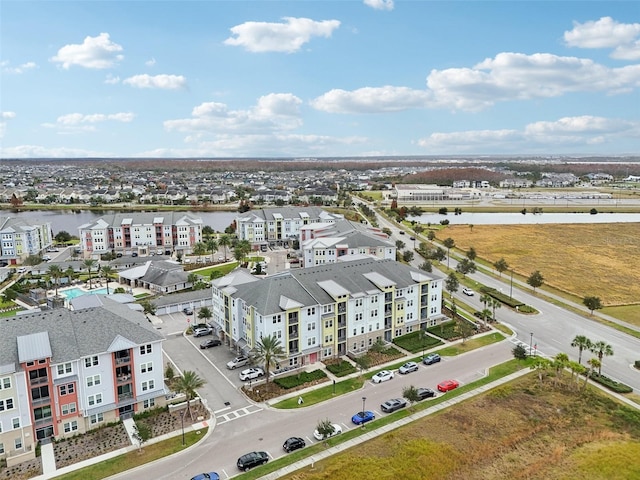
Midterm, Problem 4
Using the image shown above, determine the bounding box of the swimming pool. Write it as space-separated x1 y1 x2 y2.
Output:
59 287 109 300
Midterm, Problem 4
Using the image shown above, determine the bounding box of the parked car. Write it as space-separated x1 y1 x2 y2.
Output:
183 307 194 315
193 327 213 337
42 255 51 261
283 437 306 453
351 410 375 425
462 287 474 296
423 353 441 365
399 361 419 374
313 423 343 440
372 369 394 384
437 379 460 392
227 355 250 370
236 451 269 471
239 367 265 381
190 473 220 480
416 387 436 400
200 339 222 349
381 398 407 413
17 267 27 273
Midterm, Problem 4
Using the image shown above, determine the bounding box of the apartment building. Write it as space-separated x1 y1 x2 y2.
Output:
0 216 54 266
210 258 444 368
0 301 165 466
300 219 395 267
78 212 203 259
236 207 343 248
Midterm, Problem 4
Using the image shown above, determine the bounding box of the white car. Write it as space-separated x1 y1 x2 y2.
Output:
462 287 474 296
239 367 265 381
313 423 343 441
227 356 250 370
372 369 394 384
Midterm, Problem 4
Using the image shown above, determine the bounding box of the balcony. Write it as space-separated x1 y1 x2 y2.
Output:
31 396 51 407
115 356 131 365
118 392 134 402
117 374 132 384
34 416 53 427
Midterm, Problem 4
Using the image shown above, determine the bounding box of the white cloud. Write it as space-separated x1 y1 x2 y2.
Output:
42 112 135 133
0 111 16 139
123 74 187 89
50 33 123 69
145 57 156 67
1 61 37 74
165 93 303 134
564 17 640 60
311 86 431 113
224 17 340 53
105 74 120 84
1 111 16 119
363 0 394 11
0 145 107 158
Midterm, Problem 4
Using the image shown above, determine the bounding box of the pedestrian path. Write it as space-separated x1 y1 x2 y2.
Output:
40 442 56 476
122 417 138 445
214 404 262 425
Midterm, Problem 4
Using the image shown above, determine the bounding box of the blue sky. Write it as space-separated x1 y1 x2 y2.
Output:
1 1 639 158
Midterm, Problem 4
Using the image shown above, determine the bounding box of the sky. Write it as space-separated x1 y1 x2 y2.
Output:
1 1 639 159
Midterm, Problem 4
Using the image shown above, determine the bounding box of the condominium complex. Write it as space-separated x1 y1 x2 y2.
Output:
0 301 165 466
236 206 343 248
210 258 444 367
300 219 396 267
0 217 54 265
78 212 203 259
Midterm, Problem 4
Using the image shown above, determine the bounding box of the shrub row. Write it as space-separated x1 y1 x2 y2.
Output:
325 361 357 377
274 369 327 389
392 330 443 353
480 287 525 309
589 372 633 394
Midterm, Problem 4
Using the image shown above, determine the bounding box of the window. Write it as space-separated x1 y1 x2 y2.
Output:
90 413 104 424
0 398 14 411
307 323 315 331
84 356 98 368
0 377 11 389
140 344 152 355
57 363 72 375
141 380 155 391
141 362 153 373
59 383 74 396
14 438 22 450
12 417 20 429
143 398 155 409
63 421 78 433
0 422 2 433
33 406 52 421
307 337 316 346
86 375 101 387
88 394 103 406
0 443 3 454
324 319 333 328
324 334 333 343
61 403 77 415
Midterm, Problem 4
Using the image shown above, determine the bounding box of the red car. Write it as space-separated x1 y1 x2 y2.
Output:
437 379 459 392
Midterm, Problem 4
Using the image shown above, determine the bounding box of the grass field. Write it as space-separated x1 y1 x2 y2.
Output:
279 375 640 480
436 223 640 310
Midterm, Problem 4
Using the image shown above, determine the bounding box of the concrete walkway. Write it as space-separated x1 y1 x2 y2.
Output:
122 417 138 445
40 443 56 477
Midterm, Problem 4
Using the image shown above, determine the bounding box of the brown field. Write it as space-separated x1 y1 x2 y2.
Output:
281 376 640 480
434 223 640 307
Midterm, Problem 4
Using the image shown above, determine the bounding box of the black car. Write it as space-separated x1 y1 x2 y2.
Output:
283 436 306 453
183 307 194 315
416 387 436 400
200 339 222 349
237 451 269 471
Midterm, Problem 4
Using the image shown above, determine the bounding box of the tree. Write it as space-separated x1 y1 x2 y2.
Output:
395 240 405 250
444 272 459 297
202 225 215 238
382 227 392 237
583 296 603 315
253 334 286 384
47 264 63 296
315 419 336 442
132 421 152 452
419 260 432 273
490 298 501 322
512 344 527 360
567 360 586 391
187 272 199 286
430 247 446 262
174 370 206 421
353 355 371 376
571 335 592 364
402 250 414 262
466 247 476 261
530 356 551 385
455 258 476 277
83 259 96 289
493 258 509 277
206 238 218 257
218 234 232 261
165 362 175 386
583 358 600 390
443 238 455 269
527 270 544 292
456 318 475 344
54 230 73 244
589 340 613 375
100 265 115 294
197 307 213 324
233 240 251 264
427 230 435 241
402 385 421 409
193 242 207 261
552 353 569 387
140 299 156 315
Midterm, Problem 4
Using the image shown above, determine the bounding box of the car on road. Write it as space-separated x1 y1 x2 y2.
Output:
399 361 419 374
199 339 222 349
239 367 265 381
236 451 269 471
193 327 213 337
227 355 250 370
399 231 405 235
283 437 306 453
372 369 394 383
351 410 375 425
313 423 343 440
423 353 441 365
416 387 436 400
381 398 407 413
42 255 52 261
437 379 460 392
462 287 474 296
190 473 220 480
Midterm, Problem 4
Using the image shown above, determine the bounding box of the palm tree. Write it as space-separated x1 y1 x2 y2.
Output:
101 265 115 294
193 242 207 262
443 238 455 269
567 360 585 391
197 306 212 324
583 358 600 390
218 234 232 262
173 371 206 421
83 259 96 289
65 265 76 286
530 356 551 385
589 340 613 375
253 334 286 384
206 239 218 258
552 352 569 387
47 264 63 296
490 298 501 322
571 335 592 364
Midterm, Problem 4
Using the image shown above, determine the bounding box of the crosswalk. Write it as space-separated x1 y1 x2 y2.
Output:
214 404 263 425
510 337 545 358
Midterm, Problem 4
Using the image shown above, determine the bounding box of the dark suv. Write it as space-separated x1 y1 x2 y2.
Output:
283 437 306 453
237 451 269 471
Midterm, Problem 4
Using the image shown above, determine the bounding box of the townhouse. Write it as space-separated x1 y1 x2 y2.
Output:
210 258 444 368
78 212 203 259
0 217 54 265
0 301 165 466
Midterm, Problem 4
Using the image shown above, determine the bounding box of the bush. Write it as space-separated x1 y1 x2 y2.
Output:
325 361 357 377
427 321 459 340
635 360 640 370
274 370 327 389
392 330 443 353
590 372 633 394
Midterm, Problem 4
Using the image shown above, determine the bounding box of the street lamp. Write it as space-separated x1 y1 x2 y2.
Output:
361 396 366 423
181 409 186 446
529 332 533 357
509 269 514 300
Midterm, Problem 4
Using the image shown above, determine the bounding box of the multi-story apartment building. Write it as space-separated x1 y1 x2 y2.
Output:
236 207 343 249
210 258 444 367
78 212 203 259
300 219 396 267
0 301 165 467
0 217 54 266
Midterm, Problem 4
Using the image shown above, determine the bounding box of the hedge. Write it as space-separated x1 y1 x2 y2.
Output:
273 369 327 389
589 372 633 394
480 287 525 309
325 361 357 377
